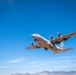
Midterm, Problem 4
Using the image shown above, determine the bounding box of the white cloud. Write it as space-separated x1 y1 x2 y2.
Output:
50 56 76 63
0 66 9 69
27 56 76 68
52 59 76 63
55 56 73 59
53 56 76 59
7 57 24 63
54 64 76 69
28 60 49 68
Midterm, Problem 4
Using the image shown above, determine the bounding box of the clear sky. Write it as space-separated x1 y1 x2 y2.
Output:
0 0 76 75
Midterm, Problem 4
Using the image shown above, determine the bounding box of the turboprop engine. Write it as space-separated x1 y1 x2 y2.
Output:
57 32 63 37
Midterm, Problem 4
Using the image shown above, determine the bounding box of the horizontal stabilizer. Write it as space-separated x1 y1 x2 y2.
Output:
60 48 73 52
64 48 73 51
54 48 73 54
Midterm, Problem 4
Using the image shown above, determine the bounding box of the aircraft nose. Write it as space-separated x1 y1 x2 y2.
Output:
31 34 36 38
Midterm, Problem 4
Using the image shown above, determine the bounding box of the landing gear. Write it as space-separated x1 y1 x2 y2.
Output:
34 39 37 41
44 47 48 50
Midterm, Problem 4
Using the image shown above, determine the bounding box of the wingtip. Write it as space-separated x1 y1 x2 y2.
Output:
72 32 76 35
25 47 29 50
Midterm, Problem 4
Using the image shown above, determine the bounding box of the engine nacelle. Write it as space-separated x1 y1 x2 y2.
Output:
57 32 63 37
50 35 54 40
31 42 34 45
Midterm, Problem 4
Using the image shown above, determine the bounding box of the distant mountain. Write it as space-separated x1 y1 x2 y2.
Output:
11 71 76 75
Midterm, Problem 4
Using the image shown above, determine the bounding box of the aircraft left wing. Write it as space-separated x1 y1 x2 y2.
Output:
50 32 76 44
26 44 42 50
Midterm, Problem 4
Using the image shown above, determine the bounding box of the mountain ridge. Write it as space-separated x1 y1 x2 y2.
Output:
10 71 76 75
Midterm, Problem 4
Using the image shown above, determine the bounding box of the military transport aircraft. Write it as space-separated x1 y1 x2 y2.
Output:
26 32 76 54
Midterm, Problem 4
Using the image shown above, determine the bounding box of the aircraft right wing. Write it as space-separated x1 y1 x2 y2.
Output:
26 44 42 50
50 32 76 44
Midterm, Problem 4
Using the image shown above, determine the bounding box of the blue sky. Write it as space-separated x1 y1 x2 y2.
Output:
0 0 76 75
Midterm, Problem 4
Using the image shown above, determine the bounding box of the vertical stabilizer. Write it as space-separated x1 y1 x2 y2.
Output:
60 42 64 49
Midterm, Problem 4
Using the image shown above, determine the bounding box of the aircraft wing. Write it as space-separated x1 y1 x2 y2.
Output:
26 44 42 50
50 32 76 44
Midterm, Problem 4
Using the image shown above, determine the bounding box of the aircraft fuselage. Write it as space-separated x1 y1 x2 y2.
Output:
31 34 58 52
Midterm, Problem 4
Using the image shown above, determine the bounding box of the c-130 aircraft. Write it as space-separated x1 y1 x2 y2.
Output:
26 32 76 54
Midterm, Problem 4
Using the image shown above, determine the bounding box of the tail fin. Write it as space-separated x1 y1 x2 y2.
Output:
60 42 64 49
